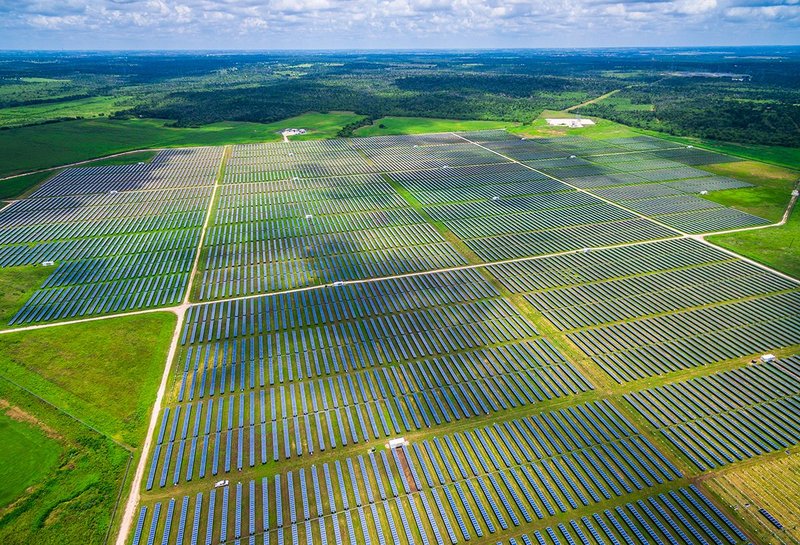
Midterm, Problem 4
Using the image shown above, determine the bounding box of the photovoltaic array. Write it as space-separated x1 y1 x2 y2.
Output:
3 130 775 325
493 485 748 545
136 399 694 544
4 148 220 323
626 354 800 471
6 129 795 545
489 238 800 382
481 135 770 234
146 269 591 490
199 173 465 299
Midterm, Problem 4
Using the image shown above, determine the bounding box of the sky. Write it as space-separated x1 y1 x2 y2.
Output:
0 0 798 50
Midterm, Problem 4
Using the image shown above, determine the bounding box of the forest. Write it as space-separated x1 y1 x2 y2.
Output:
0 47 798 147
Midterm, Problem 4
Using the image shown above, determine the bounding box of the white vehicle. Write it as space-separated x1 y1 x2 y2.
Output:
214 480 229 488
41 260 55 266
332 281 345 287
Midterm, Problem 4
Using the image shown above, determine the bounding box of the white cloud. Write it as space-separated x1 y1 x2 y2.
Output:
0 0 797 48
674 0 718 14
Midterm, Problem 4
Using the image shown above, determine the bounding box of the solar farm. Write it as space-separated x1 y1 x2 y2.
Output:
1 129 798 545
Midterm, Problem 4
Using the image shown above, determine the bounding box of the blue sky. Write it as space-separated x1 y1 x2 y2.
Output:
0 0 798 49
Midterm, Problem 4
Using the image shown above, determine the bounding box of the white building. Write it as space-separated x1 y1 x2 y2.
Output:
546 118 595 128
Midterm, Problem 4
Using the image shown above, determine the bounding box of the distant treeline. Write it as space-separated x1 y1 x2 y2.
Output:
579 80 800 147
121 75 610 127
2 48 799 147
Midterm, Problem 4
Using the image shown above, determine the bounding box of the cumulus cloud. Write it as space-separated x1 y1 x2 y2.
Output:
0 0 797 48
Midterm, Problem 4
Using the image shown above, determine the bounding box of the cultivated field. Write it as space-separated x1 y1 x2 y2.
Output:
0 126 797 545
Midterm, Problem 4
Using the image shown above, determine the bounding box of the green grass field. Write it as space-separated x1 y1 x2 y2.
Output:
0 171 54 199
0 266 54 326
586 95 654 112
704 451 800 545
693 159 800 279
0 409 61 507
0 111 363 177
0 312 176 544
354 116 515 137
0 77 92 108
279 111 365 140
708 204 800 280
82 150 158 168
0 312 176 446
698 160 799 221
0 96 131 129
0 379 130 545
512 110 643 140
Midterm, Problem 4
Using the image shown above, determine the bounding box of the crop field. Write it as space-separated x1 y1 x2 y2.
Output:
4 127 799 545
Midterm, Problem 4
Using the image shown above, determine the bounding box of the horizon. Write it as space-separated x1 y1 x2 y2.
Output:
1 44 800 52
